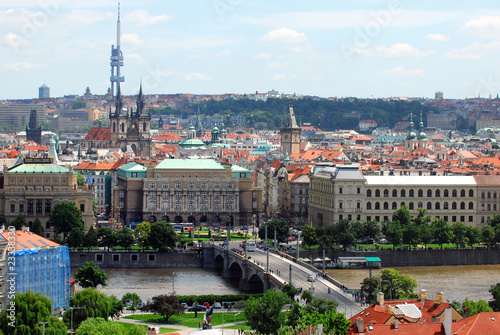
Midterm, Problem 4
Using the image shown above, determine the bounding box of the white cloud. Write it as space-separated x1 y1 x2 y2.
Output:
424 33 450 42
188 50 231 59
375 43 433 58
266 62 288 69
255 52 273 59
123 9 172 26
185 72 210 81
378 66 424 77
122 33 142 45
260 28 307 44
466 15 500 29
3 62 45 71
311 76 324 81
2 32 31 49
445 42 500 60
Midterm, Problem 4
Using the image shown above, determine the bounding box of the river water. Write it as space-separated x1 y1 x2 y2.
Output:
76 265 500 304
327 264 500 303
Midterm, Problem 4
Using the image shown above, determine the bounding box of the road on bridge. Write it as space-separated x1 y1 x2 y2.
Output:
230 242 364 319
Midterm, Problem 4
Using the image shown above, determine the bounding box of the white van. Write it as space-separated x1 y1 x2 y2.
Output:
248 241 256 251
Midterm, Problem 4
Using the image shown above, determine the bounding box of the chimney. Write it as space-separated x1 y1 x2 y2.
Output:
462 307 470 319
377 292 385 306
22 226 29 232
393 319 399 330
444 308 452 335
355 318 364 334
435 292 445 304
419 289 428 302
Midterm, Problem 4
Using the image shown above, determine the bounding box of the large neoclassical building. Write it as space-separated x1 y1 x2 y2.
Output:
308 164 500 229
113 159 262 227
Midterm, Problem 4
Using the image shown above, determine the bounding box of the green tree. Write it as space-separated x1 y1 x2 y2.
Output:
298 310 350 335
361 276 380 303
363 220 380 241
451 222 468 249
63 288 111 330
301 225 317 250
74 261 109 288
392 205 412 227
121 292 142 308
335 219 355 249
67 225 85 249
458 298 493 316
0 291 67 335
432 219 452 249
402 222 419 249
140 294 184 322
383 221 403 249
77 174 85 186
490 283 500 311
116 227 135 249
97 227 117 251
47 202 83 243
258 219 290 243
127 324 145 335
11 214 27 230
301 290 314 304
482 225 496 247
281 283 299 302
302 298 338 315
75 317 124 335
148 222 178 251
30 217 44 236
108 295 124 320
379 268 417 299
419 221 433 249
83 226 98 250
245 289 288 335
466 226 482 249
351 221 364 241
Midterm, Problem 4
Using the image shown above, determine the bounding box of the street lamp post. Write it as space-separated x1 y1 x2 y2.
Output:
233 312 241 335
38 321 49 335
69 306 84 333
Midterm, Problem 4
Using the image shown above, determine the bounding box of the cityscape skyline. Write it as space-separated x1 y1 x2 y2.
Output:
2 1 500 100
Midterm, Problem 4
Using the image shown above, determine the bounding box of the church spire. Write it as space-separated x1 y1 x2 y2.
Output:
115 83 123 115
136 81 145 115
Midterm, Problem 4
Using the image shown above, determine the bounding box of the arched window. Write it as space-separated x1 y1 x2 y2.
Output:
392 189 398 197
460 190 465 197
367 189 372 197
435 189 441 197
418 189 423 197
460 202 465 210
409 202 414 210
435 202 440 210
143 122 147 132
418 202 423 209
339 201 343 209
444 202 449 210
384 189 389 197
401 202 406 207
452 189 457 197
444 189 449 197
112 122 116 132
384 202 389 210
488 192 491 199
427 202 432 210
426 189 432 197
357 202 361 209
121 123 125 132
367 202 372 210
375 202 380 210
392 202 397 210
375 189 381 197
482 192 485 199
469 202 474 210
469 189 474 197
452 202 457 210
409 189 415 197
401 189 406 197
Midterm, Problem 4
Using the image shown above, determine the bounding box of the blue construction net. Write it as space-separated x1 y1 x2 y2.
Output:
11 245 70 309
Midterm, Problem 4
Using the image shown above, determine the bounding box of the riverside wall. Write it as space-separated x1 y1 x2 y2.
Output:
298 248 500 267
69 250 204 268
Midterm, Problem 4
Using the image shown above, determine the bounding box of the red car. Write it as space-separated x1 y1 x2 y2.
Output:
203 302 210 309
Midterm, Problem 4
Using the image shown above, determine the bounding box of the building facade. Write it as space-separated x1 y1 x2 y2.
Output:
113 159 263 227
0 156 94 239
0 104 45 128
309 164 499 229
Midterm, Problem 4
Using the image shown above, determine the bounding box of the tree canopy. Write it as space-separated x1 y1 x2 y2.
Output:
148 221 178 251
74 261 109 288
63 288 111 330
258 219 290 243
140 294 184 322
361 268 417 302
245 289 288 335
47 201 83 243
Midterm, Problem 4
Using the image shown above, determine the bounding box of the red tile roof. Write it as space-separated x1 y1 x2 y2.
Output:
85 127 111 141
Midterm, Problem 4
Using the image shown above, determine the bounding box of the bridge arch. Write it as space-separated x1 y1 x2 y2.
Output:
227 261 243 279
214 254 224 269
247 273 264 293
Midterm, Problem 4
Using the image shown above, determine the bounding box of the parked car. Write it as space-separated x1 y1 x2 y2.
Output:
188 305 207 311
203 302 210 309
222 302 233 309
213 302 222 309
307 275 315 282
181 303 188 309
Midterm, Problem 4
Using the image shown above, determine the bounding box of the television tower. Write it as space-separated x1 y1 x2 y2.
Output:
110 2 124 96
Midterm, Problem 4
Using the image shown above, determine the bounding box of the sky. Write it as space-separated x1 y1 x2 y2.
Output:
2 1 500 100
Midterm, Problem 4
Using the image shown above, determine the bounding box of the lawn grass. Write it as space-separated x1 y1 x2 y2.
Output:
124 312 247 327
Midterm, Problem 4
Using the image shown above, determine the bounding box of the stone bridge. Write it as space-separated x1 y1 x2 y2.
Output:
203 244 285 293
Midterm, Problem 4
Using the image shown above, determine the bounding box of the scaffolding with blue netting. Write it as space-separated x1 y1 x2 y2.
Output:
11 245 70 309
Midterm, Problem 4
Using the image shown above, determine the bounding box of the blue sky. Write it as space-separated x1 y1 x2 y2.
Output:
2 1 500 100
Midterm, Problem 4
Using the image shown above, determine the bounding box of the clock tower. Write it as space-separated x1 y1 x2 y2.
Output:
280 102 301 155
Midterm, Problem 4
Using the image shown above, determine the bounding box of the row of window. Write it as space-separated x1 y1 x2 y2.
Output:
367 188 474 198
145 192 234 200
154 173 225 179
147 201 233 211
147 182 233 190
365 201 474 210
10 200 52 214
363 215 474 223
